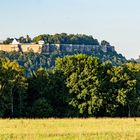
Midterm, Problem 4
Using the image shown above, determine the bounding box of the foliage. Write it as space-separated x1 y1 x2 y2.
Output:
56 54 104 116
0 54 139 118
101 40 110 46
33 33 99 45
0 58 27 117
3 35 32 44
26 68 77 118
55 54 140 117
0 47 126 77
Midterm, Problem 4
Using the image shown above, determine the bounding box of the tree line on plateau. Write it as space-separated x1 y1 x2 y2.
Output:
3 33 99 45
0 54 140 118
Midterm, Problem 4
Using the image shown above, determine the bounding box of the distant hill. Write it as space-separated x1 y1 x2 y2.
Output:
0 33 127 74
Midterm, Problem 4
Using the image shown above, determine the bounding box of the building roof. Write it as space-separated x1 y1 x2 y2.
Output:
12 39 20 45
38 40 45 45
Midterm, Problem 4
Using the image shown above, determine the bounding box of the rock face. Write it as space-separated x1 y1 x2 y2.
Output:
41 44 115 54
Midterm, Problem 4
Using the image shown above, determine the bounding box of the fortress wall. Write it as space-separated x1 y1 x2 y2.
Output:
0 45 18 52
0 44 42 53
21 44 42 53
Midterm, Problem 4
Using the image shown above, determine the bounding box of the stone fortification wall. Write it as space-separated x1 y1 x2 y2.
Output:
0 44 19 52
0 44 42 53
21 44 42 53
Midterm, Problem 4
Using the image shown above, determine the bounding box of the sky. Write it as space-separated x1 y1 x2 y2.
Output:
0 0 140 59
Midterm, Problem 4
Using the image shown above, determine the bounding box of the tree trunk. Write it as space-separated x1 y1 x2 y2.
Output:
128 104 131 117
11 95 13 118
19 92 22 117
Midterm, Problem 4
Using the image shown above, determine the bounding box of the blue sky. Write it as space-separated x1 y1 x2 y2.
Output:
0 0 140 59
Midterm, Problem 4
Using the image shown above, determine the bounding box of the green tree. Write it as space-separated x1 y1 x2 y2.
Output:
125 63 140 116
55 54 104 116
33 35 43 44
19 36 26 43
105 64 139 117
26 35 32 43
3 38 13 44
0 58 27 117
26 68 73 117
101 40 110 46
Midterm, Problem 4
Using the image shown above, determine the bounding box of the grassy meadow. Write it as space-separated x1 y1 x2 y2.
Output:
0 118 139 140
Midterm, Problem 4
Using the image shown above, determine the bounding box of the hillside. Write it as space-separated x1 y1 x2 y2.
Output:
0 33 127 74
0 46 126 75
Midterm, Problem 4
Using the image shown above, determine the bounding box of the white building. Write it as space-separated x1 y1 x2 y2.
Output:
11 39 20 45
38 40 45 45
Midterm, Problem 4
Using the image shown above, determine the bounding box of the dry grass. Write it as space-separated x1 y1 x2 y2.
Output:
0 118 140 140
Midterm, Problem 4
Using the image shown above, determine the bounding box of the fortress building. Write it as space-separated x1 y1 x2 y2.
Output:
0 39 42 53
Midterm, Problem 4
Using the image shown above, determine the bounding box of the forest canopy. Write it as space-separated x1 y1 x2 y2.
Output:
3 33 99 45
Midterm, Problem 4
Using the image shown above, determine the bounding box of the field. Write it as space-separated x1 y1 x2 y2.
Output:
0 118 140 140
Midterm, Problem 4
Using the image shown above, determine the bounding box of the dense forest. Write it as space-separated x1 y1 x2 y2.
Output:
0 48 126 76
0 54 140 118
